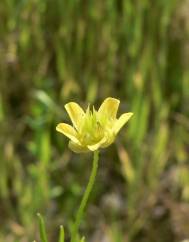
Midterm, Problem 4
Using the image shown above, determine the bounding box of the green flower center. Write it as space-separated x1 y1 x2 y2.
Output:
77 107 113 146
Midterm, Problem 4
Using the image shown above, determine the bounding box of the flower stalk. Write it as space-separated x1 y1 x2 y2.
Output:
71 150 99 242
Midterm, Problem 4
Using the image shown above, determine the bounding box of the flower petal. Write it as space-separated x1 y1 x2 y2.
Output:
68 141 90 153
114 112 133 134
56 123 79 143
101 135 115 148
87 137 107 151
98 97 120 120
65 102 85 130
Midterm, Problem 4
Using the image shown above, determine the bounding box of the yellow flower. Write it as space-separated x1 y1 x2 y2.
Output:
56 97 133 153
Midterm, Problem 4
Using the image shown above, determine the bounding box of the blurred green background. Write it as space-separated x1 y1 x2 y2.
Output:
0 0 189 241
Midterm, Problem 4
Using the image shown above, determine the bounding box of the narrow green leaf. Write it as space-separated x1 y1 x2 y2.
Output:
37 213 48 242
80 237 85 242
58 225 64 242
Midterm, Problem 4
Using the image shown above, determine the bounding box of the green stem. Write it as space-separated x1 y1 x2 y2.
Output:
71 150 99 242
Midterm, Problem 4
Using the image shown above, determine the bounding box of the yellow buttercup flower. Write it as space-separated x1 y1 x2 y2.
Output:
56 97 133 153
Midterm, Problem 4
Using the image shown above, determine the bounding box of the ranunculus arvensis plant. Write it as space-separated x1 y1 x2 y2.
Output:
56 97 133 242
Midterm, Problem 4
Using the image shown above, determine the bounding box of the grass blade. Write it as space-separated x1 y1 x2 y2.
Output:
37 213 48 242
58 225 65 242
